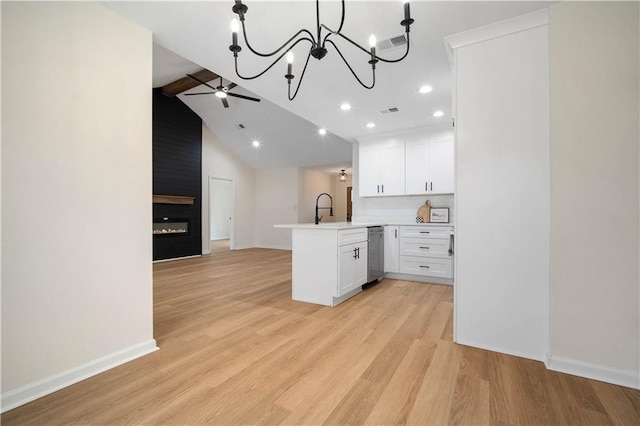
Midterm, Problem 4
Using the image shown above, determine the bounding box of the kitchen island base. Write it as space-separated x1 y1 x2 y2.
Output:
290 227 368 307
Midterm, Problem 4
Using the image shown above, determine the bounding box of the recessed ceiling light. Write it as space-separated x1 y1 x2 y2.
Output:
340 103 352 111
419 85 433 94
366 122 376 128
252 140 260 147
433 110 444 117
318 128 327 135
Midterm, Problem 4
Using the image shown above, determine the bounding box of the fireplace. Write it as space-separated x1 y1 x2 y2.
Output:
153 217 189 236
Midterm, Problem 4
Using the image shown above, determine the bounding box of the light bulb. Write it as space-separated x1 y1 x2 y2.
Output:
215 91 227 99
318 128 327 135
252 140 260 147
230 19 239 33
369 34 377 48
286 52 294 64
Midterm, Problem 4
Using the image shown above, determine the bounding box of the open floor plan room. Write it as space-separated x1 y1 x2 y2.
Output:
2 248 638 425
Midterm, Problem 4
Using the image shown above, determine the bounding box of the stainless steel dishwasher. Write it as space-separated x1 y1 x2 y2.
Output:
366 226 384 284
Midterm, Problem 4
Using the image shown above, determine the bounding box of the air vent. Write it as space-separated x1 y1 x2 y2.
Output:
377 34 408 51
236 123 246 129
378 107 400 115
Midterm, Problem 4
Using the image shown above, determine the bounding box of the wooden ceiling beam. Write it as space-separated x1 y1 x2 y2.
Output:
161 69 219 97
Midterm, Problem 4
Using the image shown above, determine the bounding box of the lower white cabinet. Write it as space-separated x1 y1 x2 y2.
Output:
384 226 400 273
338 241 368 296
398 225 454 280
291 227 368 307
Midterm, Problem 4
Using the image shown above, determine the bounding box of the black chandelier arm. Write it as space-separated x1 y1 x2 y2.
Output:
325 39 375 90
235 37 314 80
330 30 411 64
240 19 316 58
319 0 346 47
287 49 313 101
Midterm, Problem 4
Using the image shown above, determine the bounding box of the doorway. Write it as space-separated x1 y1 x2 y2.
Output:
209 177 233 253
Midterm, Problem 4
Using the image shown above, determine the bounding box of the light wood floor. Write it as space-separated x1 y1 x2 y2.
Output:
3 248 639 425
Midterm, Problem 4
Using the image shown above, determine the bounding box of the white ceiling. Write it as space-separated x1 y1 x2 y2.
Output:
106 1 553 170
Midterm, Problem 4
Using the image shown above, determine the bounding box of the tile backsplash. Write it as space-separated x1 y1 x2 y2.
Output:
352 194 455 224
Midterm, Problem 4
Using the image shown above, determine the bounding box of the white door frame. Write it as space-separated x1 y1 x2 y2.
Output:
208 176 235 253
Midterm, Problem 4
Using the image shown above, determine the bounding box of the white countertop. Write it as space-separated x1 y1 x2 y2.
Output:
274 221 454 230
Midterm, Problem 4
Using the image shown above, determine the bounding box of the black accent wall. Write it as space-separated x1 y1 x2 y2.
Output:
153 88 202 261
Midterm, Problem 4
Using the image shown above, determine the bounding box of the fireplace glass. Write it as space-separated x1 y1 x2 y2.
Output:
153 217 189 235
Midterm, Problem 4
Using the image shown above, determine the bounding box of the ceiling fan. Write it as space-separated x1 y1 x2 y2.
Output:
184 74 260 108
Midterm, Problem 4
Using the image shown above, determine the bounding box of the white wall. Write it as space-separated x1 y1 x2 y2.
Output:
449 11 550 361
298 169 334 223
549 1 640 388
201 125 256 252
254 168 299 250
1 1 156 410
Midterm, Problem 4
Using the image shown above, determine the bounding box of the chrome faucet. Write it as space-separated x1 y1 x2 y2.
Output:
315 193 334 224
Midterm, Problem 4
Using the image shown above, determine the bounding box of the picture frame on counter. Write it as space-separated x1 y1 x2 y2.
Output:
430 208 449 223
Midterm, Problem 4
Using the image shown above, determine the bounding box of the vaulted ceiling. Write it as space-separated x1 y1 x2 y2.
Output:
106 1 553 170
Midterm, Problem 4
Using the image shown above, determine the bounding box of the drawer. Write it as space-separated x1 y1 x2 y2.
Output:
400 238 450 258
400 226 452 239
338 228 367 246
399 256 453 278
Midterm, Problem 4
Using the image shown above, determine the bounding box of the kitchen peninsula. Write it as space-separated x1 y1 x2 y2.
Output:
275 222 454 307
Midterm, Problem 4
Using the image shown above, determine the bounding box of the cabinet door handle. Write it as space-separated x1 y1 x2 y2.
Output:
381 184 384 193
377 184 379 193
420 231 430 234
353 248 357 259
448 232 454 256
420 246 430 250
395 229 397 238
425 181 428 191
430 182 433 191
419 265 430 269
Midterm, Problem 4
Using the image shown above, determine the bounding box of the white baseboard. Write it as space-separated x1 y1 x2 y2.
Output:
1 339 158 413
253 244 292 251
547 354 640 390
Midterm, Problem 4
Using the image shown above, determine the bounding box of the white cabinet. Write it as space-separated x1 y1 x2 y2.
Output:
398 225 454 280
384 226 400 273
405 137 454 195
291 227 368 307
358 140 405 196
358 128 453 197
338 241 368 296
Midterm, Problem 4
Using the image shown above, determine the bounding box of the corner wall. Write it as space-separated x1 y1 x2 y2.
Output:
1 1 156 410
549 1 640 388
201 125 256 252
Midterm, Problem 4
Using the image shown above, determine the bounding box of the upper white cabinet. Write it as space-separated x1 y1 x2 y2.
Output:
359 139 405 196
358 127 453 197
405 137 454 195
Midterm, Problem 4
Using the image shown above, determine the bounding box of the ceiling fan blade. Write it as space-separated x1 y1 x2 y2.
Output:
221 97 230 108
225 82 237 91
226 92 261 102
184 91 217 96
186 73 219 93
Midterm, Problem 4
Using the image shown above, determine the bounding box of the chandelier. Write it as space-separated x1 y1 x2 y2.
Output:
229 0 414 100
